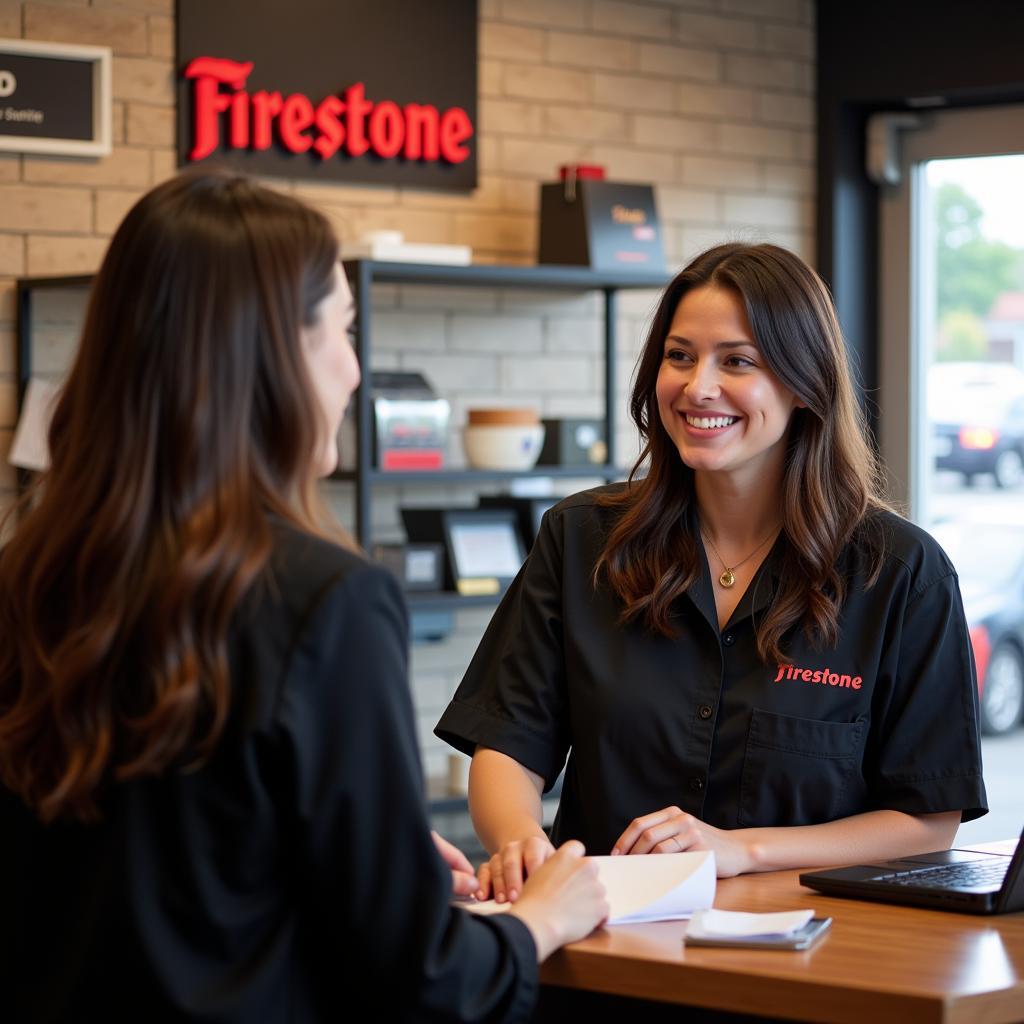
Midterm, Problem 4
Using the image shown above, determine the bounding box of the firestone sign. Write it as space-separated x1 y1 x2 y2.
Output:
185 57 473 166
176 0 478 190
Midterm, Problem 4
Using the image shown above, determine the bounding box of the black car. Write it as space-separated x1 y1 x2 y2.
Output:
932 519 1024 735
931 364 1024 489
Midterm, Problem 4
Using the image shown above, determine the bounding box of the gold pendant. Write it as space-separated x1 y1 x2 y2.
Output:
719 568 736 588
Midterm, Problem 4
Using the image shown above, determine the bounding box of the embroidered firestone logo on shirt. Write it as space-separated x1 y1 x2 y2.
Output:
773 663 862 690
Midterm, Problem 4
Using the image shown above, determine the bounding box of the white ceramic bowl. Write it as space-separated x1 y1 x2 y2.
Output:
462 424 545 471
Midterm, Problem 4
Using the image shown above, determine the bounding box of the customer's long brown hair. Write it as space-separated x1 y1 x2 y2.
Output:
0 171 341 822
596 243 889 663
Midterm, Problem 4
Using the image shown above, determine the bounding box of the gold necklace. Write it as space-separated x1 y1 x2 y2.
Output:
701 528 779 589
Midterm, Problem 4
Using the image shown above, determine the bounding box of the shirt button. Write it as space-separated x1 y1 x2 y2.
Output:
698 704 713 720
722 633 735 647
689 776 705 792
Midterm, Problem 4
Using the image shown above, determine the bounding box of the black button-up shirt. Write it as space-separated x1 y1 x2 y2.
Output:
3 525 537 1023
436 485 988 855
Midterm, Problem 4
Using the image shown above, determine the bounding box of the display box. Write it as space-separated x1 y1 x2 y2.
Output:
372 371 449 470
538 179 665 272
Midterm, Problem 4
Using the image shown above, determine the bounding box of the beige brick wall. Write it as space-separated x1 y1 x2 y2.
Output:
1 0 816 783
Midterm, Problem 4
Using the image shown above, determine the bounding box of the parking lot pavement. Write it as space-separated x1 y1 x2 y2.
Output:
929 472 1023 523
927 476 1023 846
955 731 1024 845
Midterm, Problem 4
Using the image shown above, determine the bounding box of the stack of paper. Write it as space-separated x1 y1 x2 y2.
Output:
462 850 716 925
685 908 814 940
341 239 472 265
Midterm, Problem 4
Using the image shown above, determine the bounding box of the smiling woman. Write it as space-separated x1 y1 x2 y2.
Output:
436 242 987 900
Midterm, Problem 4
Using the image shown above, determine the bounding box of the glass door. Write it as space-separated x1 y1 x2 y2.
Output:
878 105 1024 844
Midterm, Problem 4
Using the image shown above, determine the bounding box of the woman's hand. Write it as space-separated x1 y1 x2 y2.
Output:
611 806 755 877
476 834 557 903
509 841 609 961
431 831 478 898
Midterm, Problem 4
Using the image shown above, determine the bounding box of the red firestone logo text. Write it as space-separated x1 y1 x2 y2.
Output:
183 57 474 164
773 663 862 689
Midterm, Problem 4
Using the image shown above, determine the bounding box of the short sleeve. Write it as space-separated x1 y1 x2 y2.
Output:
435 510 571 789
278 562 539 1022
868 570 988 822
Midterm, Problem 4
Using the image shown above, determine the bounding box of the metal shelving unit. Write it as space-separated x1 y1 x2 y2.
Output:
334 465 626 485
340 258 667 552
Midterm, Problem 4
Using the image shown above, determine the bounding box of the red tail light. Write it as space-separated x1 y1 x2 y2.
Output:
969 625 991 691
959 426 999 450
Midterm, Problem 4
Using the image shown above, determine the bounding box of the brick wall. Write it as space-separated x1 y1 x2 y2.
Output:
0 0 815 786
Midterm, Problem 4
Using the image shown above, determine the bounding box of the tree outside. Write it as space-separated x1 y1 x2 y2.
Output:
935 181 1024 362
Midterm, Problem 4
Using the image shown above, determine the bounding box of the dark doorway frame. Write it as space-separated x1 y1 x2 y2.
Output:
816 0 1024 430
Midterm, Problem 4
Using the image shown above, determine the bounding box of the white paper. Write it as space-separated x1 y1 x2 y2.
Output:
9 377 61 472
685 908 814 939
340 240 472 265
460 851 716 925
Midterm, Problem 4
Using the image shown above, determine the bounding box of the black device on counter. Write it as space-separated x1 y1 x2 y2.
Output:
800 824 1024 915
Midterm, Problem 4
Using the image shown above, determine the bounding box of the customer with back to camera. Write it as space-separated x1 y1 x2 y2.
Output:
436 242 987 903
0 170 607 1022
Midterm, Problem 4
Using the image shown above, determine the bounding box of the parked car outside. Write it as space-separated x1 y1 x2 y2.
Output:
930 517 1024 735
929 362 1024 489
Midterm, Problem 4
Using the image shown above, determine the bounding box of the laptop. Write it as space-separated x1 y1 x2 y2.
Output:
799 826 1024 915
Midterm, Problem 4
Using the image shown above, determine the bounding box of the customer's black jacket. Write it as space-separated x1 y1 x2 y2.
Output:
1 522 536 1023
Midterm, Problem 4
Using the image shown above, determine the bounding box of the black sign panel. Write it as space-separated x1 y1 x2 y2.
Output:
0 51 94 142
176 0 478 190
539 181 667 273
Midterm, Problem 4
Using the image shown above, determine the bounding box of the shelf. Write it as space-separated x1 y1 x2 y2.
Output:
331 465 626 485
343 259 668 291
16 274 94 290
18 262 669 293
406 590 505 611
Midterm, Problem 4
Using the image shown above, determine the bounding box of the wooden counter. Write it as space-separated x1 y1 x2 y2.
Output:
539 841 1024 1023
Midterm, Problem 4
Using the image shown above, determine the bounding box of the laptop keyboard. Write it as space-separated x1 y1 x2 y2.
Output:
871 860 1008 889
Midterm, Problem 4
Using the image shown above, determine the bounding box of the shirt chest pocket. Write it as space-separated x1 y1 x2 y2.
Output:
738 709 866 828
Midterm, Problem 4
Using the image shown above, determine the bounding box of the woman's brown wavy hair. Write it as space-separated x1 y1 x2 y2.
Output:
596 242 890 663
0 170 342 822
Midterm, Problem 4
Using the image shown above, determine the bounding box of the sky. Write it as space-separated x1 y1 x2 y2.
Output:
927 154 1024 250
